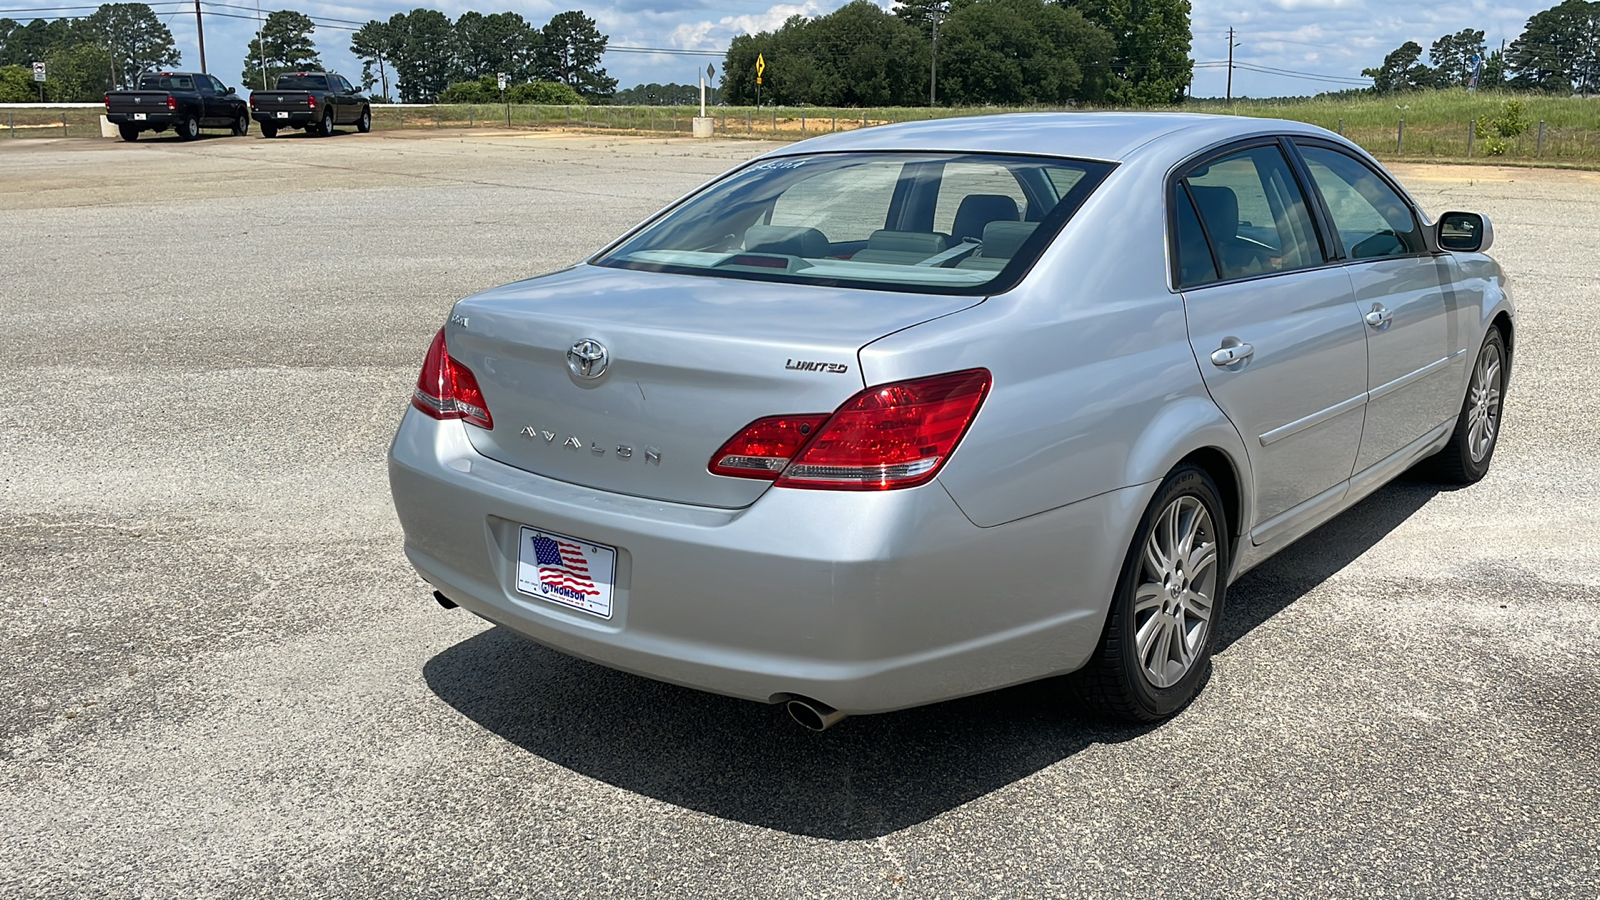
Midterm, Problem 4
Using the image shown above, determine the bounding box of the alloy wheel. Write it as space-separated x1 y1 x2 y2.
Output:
1466 342 1503 463
1133 495 1219 689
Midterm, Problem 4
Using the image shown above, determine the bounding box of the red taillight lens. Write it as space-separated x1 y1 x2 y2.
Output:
709 414 832 479
778 369 989 490
708 369 991 491
166 96 176 110
411 328 493 429
308 95 318 109
103 94 110 108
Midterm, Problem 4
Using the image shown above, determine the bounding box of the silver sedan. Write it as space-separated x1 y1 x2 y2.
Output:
388 113 1513 729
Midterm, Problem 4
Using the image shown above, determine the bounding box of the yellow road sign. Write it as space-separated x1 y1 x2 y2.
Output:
756 54 766 78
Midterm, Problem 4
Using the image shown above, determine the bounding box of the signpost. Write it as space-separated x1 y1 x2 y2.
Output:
32 61 45 102
499 72 509 126
755 53 765 109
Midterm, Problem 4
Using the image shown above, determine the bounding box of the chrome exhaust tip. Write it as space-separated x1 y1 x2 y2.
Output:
786 698 847 732
432 590 459 610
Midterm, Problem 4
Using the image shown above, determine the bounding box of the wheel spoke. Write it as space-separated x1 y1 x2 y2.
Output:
1182 588 1213 623
1149 619 1174 675
1135 614 1163 665
1186 540 1218 580
1133 584 1163 615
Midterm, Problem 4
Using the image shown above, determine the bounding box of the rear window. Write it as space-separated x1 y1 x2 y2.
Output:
138 74 193 91
595 152 1113 295
274 74 330 90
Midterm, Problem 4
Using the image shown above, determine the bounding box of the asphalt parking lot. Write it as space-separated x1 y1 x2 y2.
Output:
1 129 1597 899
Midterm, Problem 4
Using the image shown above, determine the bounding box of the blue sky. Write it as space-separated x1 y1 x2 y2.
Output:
98 0 1549 97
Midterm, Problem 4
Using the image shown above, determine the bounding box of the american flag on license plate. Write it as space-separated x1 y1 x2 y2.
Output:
531 535 600 596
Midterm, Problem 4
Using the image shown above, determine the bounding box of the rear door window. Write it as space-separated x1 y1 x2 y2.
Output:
1180 144 1325 282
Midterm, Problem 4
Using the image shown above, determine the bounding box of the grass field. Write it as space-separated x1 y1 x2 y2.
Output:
7 89 1598 164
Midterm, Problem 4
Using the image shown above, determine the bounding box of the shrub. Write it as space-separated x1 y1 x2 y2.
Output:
507 81 584 105
1474 98 1530 155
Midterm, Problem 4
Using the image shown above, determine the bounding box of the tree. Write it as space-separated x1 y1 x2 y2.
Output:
939 0 1113 105
1507 0 1600 94
0 17 78 68
1479 48 1507 88
240 10 321 91
1060 0 1193 104
1362 40 1432 93
83 3 179 88
388 9 455 102
540 10 615 98
0 63 35 101
43 40 110 100
1428 29 1487 88
350 18 400 98
453 12 541 83
612 82 702 104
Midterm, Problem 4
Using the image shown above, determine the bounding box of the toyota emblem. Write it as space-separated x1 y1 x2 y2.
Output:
567 338 609 379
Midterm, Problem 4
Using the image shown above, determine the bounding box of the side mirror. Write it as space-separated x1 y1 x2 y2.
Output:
226 86 236 94
1436 211 1493 253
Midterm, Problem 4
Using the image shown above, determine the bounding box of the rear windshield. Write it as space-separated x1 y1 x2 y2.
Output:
138 74 193 91
595 152 1113 295
274 74 329 90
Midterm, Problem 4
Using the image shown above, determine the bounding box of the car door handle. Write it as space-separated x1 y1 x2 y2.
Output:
1365 304 1394 330
1210 342 1255 367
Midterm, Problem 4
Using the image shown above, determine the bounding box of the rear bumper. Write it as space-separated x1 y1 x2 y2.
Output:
388 407 1147 714
106 112 177 127
254 110 316 126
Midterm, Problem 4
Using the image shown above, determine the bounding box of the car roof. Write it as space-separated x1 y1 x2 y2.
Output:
759 112 1340 165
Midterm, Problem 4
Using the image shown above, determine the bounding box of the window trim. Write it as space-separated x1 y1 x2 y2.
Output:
1165 136 1335 292
1286 137 1432 264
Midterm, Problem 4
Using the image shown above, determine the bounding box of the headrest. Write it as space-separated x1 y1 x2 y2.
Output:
980 221 1039 260
866 230 947 255
1188 186 1239 241
744 225 829 258
951 194 1020 242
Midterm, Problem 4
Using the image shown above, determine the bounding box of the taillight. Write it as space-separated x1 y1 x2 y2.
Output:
411 328 493 429
103 94 110 109
308 95 318 109
710 414 831 479
708 369 991 491
166 96 176 110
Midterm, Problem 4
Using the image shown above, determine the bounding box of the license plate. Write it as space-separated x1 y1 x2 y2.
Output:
275 111 288 119
133 113 146 120
516 526 617 619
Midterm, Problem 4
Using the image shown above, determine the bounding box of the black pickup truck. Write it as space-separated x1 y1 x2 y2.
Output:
249 72 371 138
105 72 250 142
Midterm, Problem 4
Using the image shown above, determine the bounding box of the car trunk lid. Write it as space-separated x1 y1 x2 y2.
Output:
445 265 981 508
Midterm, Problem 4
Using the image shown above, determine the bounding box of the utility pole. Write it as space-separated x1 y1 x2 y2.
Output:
194 0 207 73
929 4 940 107
1226 27 1238 102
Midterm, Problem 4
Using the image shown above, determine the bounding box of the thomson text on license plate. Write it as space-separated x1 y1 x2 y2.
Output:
515 526 617 618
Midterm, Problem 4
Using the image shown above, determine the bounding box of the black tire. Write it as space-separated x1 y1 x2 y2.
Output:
231 112 249 136
260 122 278 138
356 106 372 133
1423 328 1508 484
117 123 140 142
1073 464 1230 723
176 114 199 141
315 109 334 137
